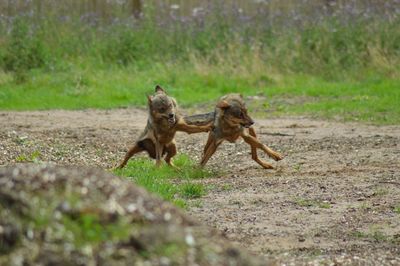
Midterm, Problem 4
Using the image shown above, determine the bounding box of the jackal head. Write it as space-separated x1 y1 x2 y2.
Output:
147 85 178 126
217 94 254 128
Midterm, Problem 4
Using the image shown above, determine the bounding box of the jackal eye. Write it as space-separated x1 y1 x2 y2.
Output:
159 107 166 112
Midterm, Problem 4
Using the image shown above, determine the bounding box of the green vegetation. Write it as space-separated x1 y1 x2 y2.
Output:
180 183 205 199
61 214 131 247
352 230 399 244
18 193 133 250
373 188 389 197
395 206 400 214
0 1 399 124
113 154 216 208
15 150 41 163
2 67 399 124
294 198 331 209
221 184 233 191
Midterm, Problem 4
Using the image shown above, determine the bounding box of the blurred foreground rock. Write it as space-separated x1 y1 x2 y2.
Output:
0 164 267 266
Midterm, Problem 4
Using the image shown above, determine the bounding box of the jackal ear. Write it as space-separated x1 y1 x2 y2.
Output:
171 98 177 107
217 100 230 109
155 85 166 94
147 94 153 104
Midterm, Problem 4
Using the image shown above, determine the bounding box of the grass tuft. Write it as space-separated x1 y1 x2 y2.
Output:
113 154 216 207
15 150 41 163
394 206 400 214
180 183 205 199
294 198 331 209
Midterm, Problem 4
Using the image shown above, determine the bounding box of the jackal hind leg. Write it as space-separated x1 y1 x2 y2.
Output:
200 133 221 167
116 144 144 169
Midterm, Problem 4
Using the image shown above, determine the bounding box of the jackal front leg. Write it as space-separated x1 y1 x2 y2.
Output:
243 128 283 161
154 139 163 167
176 120 212 134
246 128 274 169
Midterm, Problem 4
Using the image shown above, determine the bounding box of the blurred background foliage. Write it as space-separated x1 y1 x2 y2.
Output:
0 0 399 123
1 0 399 75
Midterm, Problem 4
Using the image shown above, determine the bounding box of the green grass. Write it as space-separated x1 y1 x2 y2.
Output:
15 150 41 163
250 74 400 124
21 193 133 249
1 64 399 124
113 154 216 208
1 11 399 125
395 206 400 214
352 229 399 244
294 198 331 209
180 183 205 199
61 213 132 247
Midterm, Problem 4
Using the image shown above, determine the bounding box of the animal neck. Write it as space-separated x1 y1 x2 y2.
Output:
221 116 241 132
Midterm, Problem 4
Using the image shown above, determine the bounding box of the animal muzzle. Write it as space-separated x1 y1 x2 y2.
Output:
243 120 254 128
168 113 176 125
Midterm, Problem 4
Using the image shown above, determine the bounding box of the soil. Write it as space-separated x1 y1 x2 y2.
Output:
1 108 400 265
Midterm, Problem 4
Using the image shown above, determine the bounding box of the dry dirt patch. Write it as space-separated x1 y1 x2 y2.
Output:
1 109 399 264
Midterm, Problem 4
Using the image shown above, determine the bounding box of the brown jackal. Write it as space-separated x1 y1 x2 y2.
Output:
199 93 283 169
117 85 212 169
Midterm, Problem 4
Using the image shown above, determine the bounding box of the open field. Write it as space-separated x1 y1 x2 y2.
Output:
1 0 399 124
1 68 400 125
1 108 399 264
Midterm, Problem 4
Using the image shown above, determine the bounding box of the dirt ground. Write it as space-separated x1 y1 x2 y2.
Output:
1 108 399 265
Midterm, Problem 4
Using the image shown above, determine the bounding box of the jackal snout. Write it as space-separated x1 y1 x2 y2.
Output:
167 112 176 123
235 111 254 128
242 116 254 128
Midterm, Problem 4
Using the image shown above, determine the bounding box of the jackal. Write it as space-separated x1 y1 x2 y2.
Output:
116 85 212 169
199 94 283 169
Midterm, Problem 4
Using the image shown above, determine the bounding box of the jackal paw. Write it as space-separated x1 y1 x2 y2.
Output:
271 152 283 161
257 160 274 169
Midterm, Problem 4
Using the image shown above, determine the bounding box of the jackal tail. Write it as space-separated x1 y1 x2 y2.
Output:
183 112 215 126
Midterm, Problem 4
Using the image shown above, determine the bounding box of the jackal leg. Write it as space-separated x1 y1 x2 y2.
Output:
243 128 283 161
176 121 212 134
164 141 178 169
154 140 163 167
200 133 222 166
117 144 144 169
246 127 274 169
